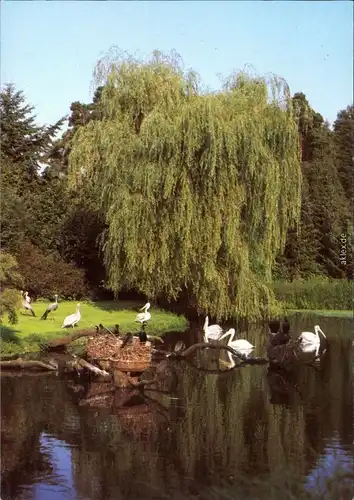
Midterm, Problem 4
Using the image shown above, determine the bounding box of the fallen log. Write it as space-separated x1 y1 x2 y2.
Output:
70 356 111 378
0 370 57 378
44 328 98 351
0 358 58 371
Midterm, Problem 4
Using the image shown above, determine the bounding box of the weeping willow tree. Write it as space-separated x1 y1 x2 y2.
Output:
69 48 301 320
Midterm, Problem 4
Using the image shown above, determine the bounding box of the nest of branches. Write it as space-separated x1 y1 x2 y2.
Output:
87 334 153 372
86 334 121 359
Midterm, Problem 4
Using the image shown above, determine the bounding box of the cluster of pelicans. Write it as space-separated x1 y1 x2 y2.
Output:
21 291 81 328
203 315 327 359
20 292 152 339
21 292 327 359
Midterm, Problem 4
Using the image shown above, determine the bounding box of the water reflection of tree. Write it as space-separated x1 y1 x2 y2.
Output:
69 323 352 498
0 316 352 499
1 374 67 499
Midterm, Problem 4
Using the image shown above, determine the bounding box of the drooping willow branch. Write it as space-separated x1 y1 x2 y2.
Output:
69 48 302 321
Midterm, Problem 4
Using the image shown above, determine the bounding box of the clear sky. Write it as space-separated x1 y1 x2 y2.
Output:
1 1 353 128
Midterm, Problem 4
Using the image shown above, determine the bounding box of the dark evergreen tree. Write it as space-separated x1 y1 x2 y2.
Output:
0 84 65 177
333 105 354 201
277 94 352 279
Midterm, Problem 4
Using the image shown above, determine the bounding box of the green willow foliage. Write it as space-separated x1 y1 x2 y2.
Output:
69 50 301 320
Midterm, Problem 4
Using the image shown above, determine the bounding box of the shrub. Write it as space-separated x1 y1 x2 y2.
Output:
0 251 24 324
15 241 90 300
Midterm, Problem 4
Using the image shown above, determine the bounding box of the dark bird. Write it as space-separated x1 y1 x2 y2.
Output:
22 291 36 317
121 332 133 348
40 294 59 320
268 319 281 334
139 329 148 343
268 317 291 347
113 324 120 336
282 318 290 335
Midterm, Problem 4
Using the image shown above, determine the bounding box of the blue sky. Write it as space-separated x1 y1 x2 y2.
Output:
1 1 353 128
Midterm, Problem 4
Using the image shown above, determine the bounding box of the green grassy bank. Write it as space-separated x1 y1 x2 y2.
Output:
0 300 189 356
286 309 353 318
273 278 353 311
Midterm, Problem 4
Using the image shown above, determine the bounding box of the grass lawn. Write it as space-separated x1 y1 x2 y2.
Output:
0 300 189 356
286 309 353 318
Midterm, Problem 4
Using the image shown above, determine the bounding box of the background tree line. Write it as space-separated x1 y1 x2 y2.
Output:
0 52 352 321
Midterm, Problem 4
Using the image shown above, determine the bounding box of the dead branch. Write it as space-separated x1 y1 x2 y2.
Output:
71 356 111 377
0 370 57 378
147 335 164 344
100 324 117 339
167 342 268 364
44 328 97 350
0 358 58 371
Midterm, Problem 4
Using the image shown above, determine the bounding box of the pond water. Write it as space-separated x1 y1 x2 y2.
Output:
1 314 353 500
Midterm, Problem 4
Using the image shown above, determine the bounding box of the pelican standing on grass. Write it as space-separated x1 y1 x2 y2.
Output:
296 325 326 356
203 316 223 342
136 302 151 325
21 291 36 317
134 302 151 344
218 328 255 356
40 294 59 320
62 303 81 328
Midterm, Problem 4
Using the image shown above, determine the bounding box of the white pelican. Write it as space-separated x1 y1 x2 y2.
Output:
135 302 151 324
297 325 326 345
299 342 321 357
62 303 81 328
203 316 223 342
296 325 326 356
218 328 254 356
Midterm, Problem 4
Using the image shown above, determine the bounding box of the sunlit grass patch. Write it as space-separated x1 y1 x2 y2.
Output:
0 300 189 356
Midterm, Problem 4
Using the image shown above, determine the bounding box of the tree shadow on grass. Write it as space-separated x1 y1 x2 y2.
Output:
0 325 21 344
89 300 142 313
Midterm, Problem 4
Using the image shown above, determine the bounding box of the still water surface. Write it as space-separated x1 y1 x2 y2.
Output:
1 314 353 499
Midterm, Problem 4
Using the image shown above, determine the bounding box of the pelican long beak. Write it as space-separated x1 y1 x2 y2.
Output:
139 304 147 311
